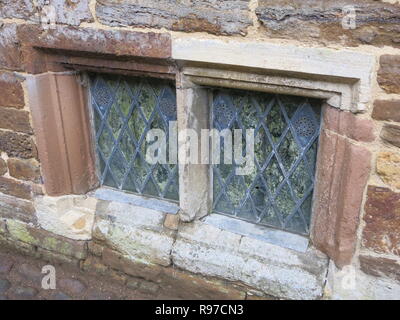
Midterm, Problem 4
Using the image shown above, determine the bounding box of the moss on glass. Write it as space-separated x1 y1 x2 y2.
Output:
90 73 178 202
212 88 321 235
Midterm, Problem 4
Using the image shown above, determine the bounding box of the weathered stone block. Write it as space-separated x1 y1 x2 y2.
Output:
312 130 372 267
0 108 32 134
0 177 32 200
0 24 22 71
0 255 13 274
0 0 93 26
164 214 180 230
81 256 109 275
88 241 104 257
327 260 400 299
41 0 93 26
36 247 80 266
0 131 37 159
96 0 252 35
102 248 164 281
0 220 7 235
372 100 400 122
35 195 96 241
0 193 35 223
158 267 246 300
6 219 88 260
256 0 400 48
363 186 400 256
324 107 375 142
93 201 174 266
381 124 400 149
377 152 400 189
359 255 400 282
378 55 400 94
0 0 35 20
7 158 41 183
0 159 6 176
0 72 24 108
172 221 328 300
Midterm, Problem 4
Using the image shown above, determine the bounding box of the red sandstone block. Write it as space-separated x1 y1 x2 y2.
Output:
362 186 400 256
0 72 24 108
312 130 372 267
323 106 375 142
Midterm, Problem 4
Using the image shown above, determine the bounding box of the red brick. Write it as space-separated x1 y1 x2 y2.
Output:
312 130 372 267
0 72 24 108
372 100 400 122
0 177 32 200
378 55 400 94
362 186 400 256
0 108 32 134
324 106 375 142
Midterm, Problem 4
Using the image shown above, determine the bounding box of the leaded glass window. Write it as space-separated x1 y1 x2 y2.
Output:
89 73 179 202
212 89 321 235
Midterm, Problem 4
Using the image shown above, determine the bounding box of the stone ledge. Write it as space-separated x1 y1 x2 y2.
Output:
172 221 328 300
93 200 175 267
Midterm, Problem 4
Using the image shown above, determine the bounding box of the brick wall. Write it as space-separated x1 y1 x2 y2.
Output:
0 0 400 299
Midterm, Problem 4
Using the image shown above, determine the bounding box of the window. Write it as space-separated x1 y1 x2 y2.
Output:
88 73 321 236
89 73 179 202
212 89 321 235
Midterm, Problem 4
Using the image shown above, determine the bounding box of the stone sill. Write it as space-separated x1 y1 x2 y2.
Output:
93 187 179 215
203 214 310 253
33 189 329 299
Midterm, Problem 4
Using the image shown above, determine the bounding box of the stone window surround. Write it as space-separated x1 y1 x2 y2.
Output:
24 30 375 269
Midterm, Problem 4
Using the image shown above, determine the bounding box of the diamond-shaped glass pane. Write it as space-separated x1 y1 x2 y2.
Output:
266 99 286 144
212 89 321 235
278 131 299 172
90 73 178 202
